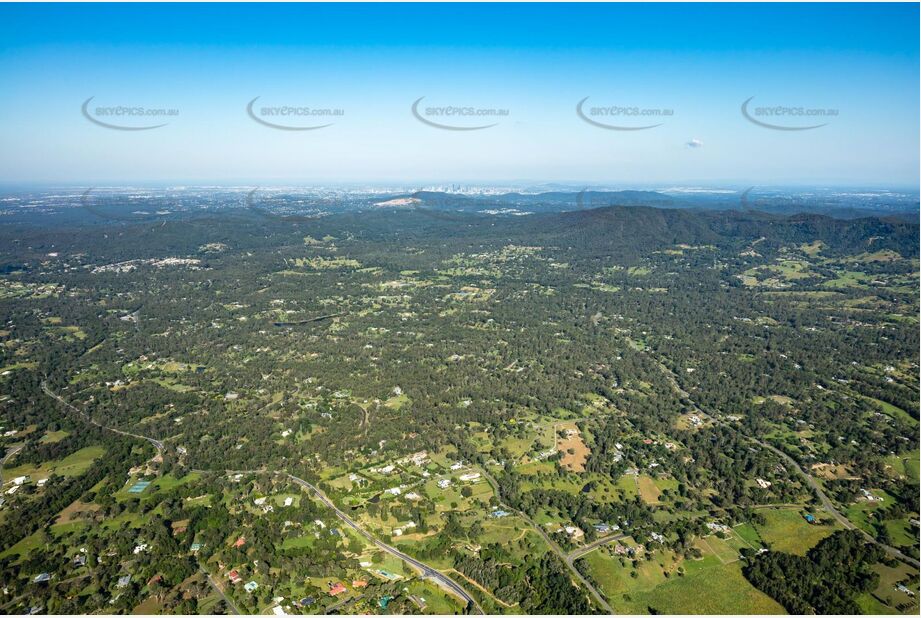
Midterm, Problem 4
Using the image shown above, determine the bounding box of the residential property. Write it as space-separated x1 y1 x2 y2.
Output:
33 573 51 584
244 581 259 593
116 575 131 588
233 536 246 548
228 570 243 584
755 478 772 489
328 582 346 596
459 472 481 482
563 525 584 538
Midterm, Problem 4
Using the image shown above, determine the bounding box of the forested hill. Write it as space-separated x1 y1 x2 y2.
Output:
0 204 916 269
536 206 920 257
394 205 919 260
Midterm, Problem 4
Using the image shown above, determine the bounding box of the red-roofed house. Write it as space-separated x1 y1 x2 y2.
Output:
233 536 246 548
328 582 347 596
352 580 368 588
228 570 242 584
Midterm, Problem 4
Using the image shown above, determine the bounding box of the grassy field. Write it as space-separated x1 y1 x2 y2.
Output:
884 450 920 482
580 544 783 614
0 531 43 559
615 474 640 500
3 445 105 480
855 562 921 615
629 562 785 614
866 397 918 427
38 429 70 443
636 475 663 505
754 507 841 554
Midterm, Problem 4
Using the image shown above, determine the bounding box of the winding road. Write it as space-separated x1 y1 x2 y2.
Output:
41 381 164 453
567 532 628 562
480 469 614 613
650 357 920 568
1 444 24 485
199 567 241 615
41 381 481 614
286 473 481 613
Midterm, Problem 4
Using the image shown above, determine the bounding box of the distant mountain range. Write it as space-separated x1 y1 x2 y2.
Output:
396 189 919 221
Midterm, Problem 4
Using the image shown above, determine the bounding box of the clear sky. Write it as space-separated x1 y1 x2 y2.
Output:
0 2 917 186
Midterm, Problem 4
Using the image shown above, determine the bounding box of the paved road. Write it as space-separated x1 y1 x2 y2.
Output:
652 358 920 569
479 469 614 613
42 381 478 611
567 532 627 562
41 380 164 453
1 444 24 485
41 382 480 613
287 474 482 614
200 567 241 615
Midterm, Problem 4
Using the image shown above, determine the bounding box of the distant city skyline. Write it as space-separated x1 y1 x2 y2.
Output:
1 3 918 186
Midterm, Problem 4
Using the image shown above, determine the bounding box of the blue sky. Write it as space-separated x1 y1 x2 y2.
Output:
0 3 917 186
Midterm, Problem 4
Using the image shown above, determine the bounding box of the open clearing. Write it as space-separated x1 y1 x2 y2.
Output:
556 422 589 472
754 507 841 554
